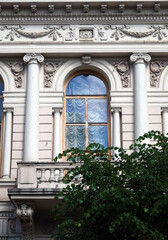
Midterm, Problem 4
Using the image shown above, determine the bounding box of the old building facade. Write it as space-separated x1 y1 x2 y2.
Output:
0 0 168 239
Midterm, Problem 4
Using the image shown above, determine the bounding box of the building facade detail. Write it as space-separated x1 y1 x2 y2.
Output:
150 61 168 87
82 56 91 65
161 107 168 136
0 25 168 42
44 62 63 88
17 204 34 240
1 108 13 179
111 107 121 155
23 53 44 162
7 62 24 88
108 60 131 87
130 52 151 140
0 1 167 239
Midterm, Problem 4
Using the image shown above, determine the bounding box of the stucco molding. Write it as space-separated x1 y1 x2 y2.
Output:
108 60 131 88
44 61 64 88
0 24 168 43
6 62 24 88
53 59 123 92
0 61 15 91
150 61 168 87
17 204 34 240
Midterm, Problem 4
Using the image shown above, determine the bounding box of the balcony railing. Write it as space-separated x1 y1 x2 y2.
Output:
17 161 82 189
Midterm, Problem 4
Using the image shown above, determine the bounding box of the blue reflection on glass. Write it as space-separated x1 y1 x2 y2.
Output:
66 75 107 95
89 125 108 148
66 99 85 123
0 99 2 123
88 99 107 123
66 125 85 150
0 82 3 95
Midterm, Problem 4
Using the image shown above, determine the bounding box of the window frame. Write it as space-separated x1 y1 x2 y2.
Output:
63 70 111 150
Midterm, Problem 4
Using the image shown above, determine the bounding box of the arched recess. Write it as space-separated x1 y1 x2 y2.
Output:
0 79 3 174
0 61 15 91
52 59 123 156
159 65 168 91
0 62 14 178
53 59 122 92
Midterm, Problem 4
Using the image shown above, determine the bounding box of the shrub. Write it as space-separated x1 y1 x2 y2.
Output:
51 131 168 240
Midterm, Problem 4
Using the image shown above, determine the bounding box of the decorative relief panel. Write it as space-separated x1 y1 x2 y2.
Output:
7 62 24 88
0 24 168 43
44 62 64 88
79 29 93 39
108 60 131 88
150 61 168 87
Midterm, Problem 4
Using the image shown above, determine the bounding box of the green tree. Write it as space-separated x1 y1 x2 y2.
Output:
52 131 168 240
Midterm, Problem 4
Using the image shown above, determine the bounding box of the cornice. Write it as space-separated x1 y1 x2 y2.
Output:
0 13 168 25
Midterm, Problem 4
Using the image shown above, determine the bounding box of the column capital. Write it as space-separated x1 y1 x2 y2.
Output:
111 107 121 113
23 53 44 64
3 107 13 113
52 107 63 113
161 107 168 112
130 52 151 64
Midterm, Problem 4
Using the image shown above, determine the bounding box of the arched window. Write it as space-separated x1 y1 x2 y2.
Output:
64 72 110 150
0 80 3 171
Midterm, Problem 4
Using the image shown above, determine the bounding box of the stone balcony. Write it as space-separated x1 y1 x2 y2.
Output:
8 161 82 200
16 161 81 189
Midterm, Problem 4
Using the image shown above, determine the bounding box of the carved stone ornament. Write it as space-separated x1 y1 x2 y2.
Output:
100 4 107 13
17 204 34 240
0 24 168 42
79 29 93 39
150 61 168 87
109 60 131 87
8 62 24 88
44 62 63 88
23 53 44 64
83 4 89 13
48 4 54 13
130 52 151 64
82 56 91 65
118 4 125 13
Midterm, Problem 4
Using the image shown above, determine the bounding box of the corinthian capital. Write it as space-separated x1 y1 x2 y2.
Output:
23 53 44 64
130 52 151 64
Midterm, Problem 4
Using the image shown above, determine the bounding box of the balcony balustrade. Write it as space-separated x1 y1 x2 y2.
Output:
17 161 82 189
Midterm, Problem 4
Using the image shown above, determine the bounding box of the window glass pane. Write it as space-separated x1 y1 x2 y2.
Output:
66 99 85 123
88 99 107 123
89 126 108 148
0 99 2 123
66 126 85 150
66 75 107 95
0 82 3 95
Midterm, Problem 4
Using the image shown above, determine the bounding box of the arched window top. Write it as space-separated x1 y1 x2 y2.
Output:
66 74 107 96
